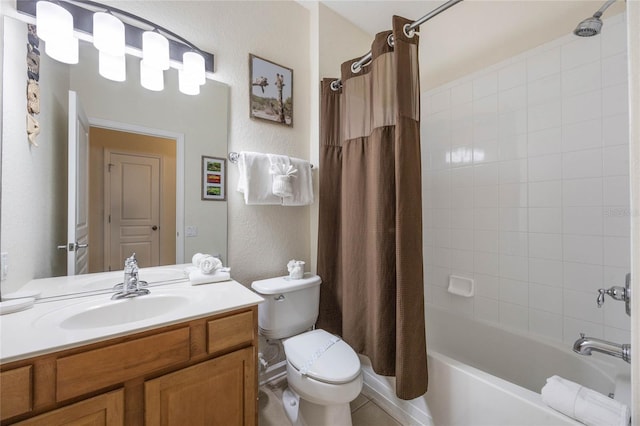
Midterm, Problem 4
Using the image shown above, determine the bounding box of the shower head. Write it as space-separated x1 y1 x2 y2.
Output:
573 16 603 37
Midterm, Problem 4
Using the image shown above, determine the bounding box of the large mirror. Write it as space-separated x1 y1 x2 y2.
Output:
1 15 229 297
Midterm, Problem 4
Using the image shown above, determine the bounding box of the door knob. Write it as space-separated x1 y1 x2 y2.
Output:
152 225 158 231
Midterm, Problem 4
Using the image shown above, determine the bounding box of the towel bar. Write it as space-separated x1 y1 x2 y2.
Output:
228 152 314 169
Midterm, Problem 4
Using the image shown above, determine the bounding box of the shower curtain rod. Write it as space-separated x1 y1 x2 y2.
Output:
330 0 464 91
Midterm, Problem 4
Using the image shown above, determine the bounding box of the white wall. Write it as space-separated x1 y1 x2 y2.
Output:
422 14 631 347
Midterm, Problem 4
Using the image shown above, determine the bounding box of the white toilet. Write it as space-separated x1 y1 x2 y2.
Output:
251 274 362 426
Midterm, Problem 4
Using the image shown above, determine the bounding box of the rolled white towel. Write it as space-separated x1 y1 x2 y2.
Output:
541 375 630 426
188 270 231 286
192 253 205 267
200 255 222 274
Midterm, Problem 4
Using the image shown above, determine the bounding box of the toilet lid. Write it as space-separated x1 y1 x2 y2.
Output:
283 329 360 384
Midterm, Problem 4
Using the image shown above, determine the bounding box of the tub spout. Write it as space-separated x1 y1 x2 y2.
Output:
573 333 631 363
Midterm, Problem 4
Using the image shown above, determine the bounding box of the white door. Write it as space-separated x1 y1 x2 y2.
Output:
105 151 161 271
66 91 90 275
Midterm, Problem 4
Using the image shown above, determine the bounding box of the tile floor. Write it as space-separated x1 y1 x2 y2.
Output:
259 378 403 426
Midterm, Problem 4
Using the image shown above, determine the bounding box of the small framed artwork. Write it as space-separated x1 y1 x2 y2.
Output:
201 156 226 201
249 54 293 127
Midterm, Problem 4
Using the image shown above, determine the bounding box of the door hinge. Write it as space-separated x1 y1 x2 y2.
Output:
108 163 115 172
108 214 111 223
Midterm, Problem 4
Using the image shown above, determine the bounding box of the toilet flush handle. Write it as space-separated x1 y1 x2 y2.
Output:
274 294 285 301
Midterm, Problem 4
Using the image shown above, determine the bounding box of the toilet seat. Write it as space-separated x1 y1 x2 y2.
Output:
283 329 360 385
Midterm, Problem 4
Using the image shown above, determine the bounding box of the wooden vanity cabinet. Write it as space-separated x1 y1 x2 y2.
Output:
0 306 258 426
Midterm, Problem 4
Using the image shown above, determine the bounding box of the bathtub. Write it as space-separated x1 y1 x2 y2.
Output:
360 304 630 426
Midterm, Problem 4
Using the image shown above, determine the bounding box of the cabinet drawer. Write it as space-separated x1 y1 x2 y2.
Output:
57 327 190 401
1 365 32 420
207 310 254 355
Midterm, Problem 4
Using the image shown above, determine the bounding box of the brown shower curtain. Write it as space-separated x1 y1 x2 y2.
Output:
317 16 427 400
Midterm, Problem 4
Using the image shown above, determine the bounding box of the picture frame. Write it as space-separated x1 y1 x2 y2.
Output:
249 54 293 127
201 156 226 201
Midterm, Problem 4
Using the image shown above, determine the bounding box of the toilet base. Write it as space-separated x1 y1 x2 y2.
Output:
282 387 352 426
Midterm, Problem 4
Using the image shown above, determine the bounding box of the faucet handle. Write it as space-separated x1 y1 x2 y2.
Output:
597 289 606 307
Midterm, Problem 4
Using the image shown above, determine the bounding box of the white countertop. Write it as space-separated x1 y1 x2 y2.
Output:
0 279 263 364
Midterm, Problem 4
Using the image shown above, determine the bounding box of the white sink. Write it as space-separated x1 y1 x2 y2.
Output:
34 293 191 330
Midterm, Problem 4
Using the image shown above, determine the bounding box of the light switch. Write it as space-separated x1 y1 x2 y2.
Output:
1 252 8 281
185 226 198 237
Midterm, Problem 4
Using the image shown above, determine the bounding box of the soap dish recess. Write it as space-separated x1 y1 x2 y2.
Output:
448 275 474 297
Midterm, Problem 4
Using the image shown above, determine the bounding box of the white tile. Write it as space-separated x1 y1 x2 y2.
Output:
474 273 500 299
500 278 529 306
473 94 498 115
434 248 451 268
562 119 602 153
426 89 451 115
499 232 528 256
448 147 473 167
474 117 498 144
431 266 451 287
473 72 498 99
563 234 603 265
474 251 500 276
604 327 631 344
449 296 475 319
603 145 629 176
602 53 628 88
450 208 475 230
451 186 474 208
530 309 564 341
602 83 628 117
499 183 528 207
527 73 561 107
603 114 630 146
561 37 601 70
474 185 499 208
475 297 500 323
473 139 499 164
562 90 602 125
603 302 631 331
563 318 604 345
499 109 527 138
528 127 562 157
428 148 452 171
603 236 630 268
564 288 604 322
529 154 562 182
451 106 473 149
499 133 527 161
499 208 528 232
562 60 601 97
529 181 562 207
563 262 603 292
499 61 526 91
499 159 528 183
603 207 631 237
529 207 562 234
529 258 563 287
450 229 474 251
474 208 499 230
528 100 562 132
450 249 475 273
474 230 499 253
603 176 629 206
451 81 473 106
528 47 561 82
562 149 603 179
563 178 603 206
474 163 500 186
499 255 528 281
529 233 563 261
500 302 529 332
431 285 450 308
433 208 451 229
562 206 603 236
451 166 474 187
601 20 627 57
603 266 630 291
434 228 450 248
498 85 526 113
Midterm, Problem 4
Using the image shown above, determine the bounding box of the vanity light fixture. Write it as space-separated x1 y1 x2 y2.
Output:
18 0 215 95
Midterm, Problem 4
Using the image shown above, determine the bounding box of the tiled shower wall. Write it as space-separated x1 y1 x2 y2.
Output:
422 14 630 345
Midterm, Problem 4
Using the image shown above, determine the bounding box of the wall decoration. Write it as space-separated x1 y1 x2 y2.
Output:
26 23 40 146
249 54 293 127
201 156 226 201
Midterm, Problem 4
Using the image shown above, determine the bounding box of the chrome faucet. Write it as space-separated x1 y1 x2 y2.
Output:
573 333 631 364
112 253 150 300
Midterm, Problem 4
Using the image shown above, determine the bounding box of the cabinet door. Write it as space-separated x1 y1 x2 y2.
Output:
145 347 256 426
15 389 124 426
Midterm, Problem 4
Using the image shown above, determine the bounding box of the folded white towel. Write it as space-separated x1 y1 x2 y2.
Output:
282 156 313 206
236 151 283 205
199 255 222 274
189 269 231 285
541 375 630 426
269 159 297 198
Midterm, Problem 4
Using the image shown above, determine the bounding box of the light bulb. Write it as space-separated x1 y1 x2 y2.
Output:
44 34 78 64
93 12 125 57
183 51 206 86
142 31 170 70
140 59 164 91
36 1 73 42
99 51 126 82
178 69 200 95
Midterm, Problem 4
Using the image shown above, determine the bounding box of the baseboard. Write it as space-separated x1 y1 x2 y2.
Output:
259 360 287 386
360 363 433 426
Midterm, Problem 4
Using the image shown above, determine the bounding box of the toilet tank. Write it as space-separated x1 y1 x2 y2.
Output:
251 274 322 339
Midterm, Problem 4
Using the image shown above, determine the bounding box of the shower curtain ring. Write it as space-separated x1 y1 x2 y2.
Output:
387 33 395 47
403 23 416 38
330 80 341 91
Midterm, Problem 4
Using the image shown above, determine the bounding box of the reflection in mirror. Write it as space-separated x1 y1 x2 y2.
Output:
1 15 229 297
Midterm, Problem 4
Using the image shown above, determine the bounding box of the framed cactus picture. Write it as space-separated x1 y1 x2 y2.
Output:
249 54 293 127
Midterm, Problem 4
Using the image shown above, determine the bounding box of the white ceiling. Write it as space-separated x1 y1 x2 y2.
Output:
320 0 626 89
